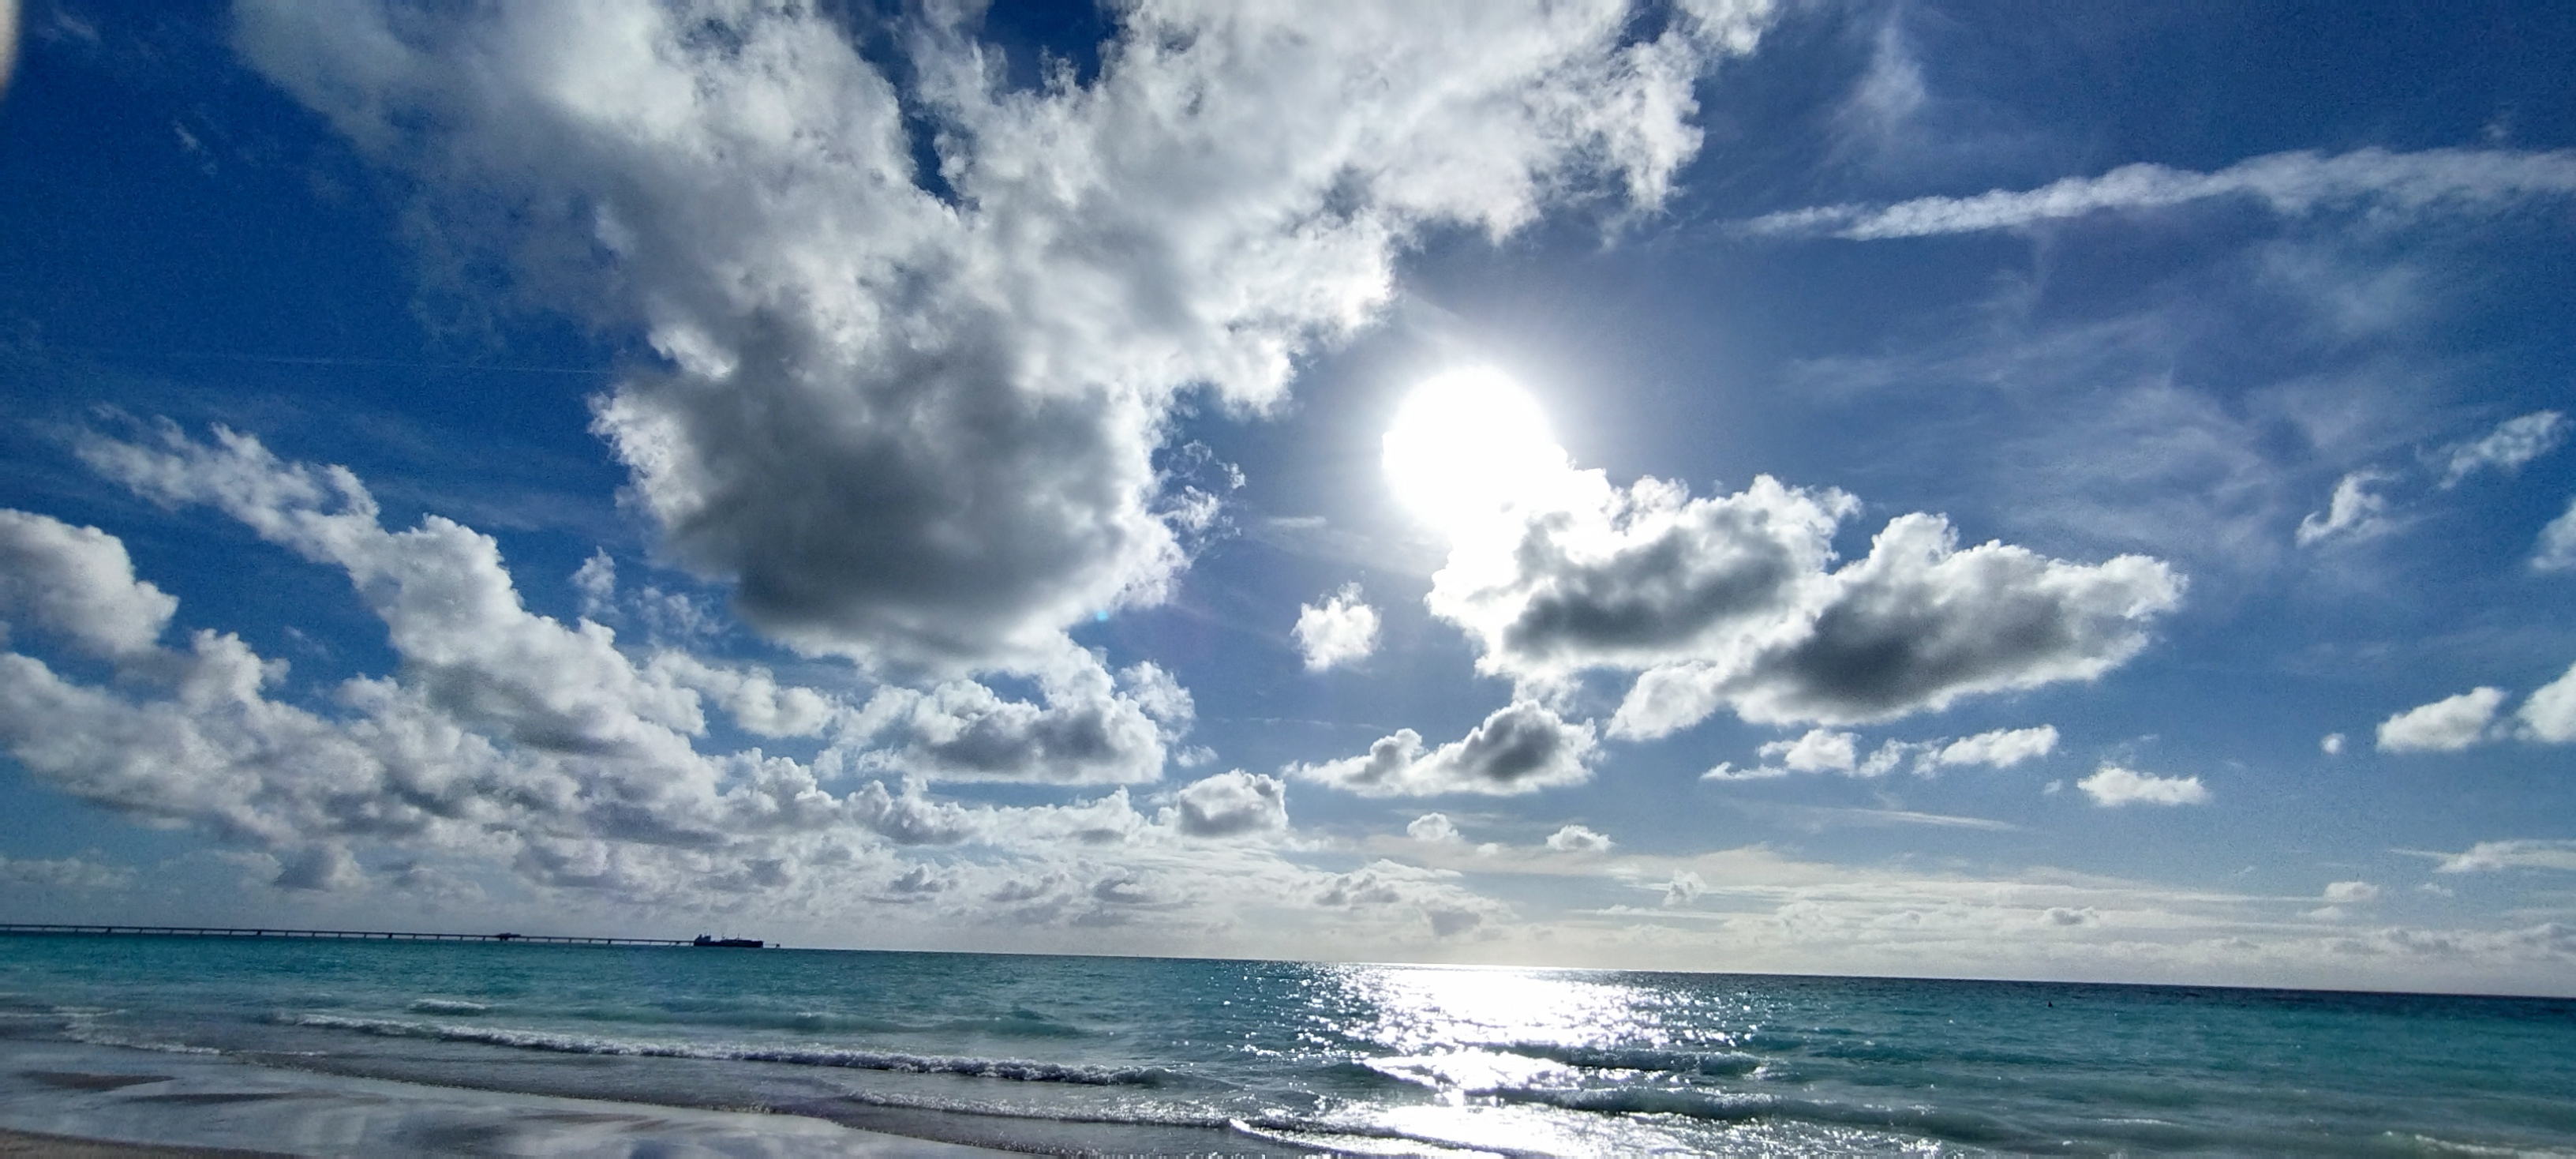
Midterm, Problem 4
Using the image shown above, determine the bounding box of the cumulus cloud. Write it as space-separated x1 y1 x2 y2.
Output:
1416 451 2179 735
1166 771 1287 838
1293 583 1380 672
2294 471 2393 546
1930 725 2059 769
274 844 367 892
2534 499 2576 573
0 510 178 658
2076 764 2209 807
233 0 1770 673
2323 880 2381 904
1408 812 1462 842
1288 700 1597 797
1311 859 1507 939
1759 728 1864 774
2375 688 2507 752
2518 662 2576 744
1712 723 2057 782
2320 732 2346 756
1742 146 2576 240
0 424 1319 927
0 853 133 892
2433 839 2576 874
851 657 1186 785
1544 823 1613 853
1661 870 1706 906
2439 411 2569 487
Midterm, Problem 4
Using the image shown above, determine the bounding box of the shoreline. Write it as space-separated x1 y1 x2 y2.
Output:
0 1040 1017 1157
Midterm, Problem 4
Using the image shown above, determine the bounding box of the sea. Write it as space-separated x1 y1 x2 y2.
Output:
1 935 2572 1157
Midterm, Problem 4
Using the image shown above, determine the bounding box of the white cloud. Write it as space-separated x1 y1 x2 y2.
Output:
2320 732 2346 756
1544 823 1613 853
2294 471 2392 546
1830 15 1926 157
1661 870 1706 906
649 653 833 739
2533 498 2576 572
9 426 1322 926
1287 700 1597 797
1716 723 2056 782
2076 764 2209 807
0 509 178 659
2433 840 2576 874
1930 725 2059 769
571 551 617 621
2375 687 2506 753
1407 812 1462 842
1166 771 1287 838
1309 860 1510 940
1743 147 2576 240
1758 728 1859 774
2518 662 2576 744
2439 411 2569 487
2323 880 2380 904
0 853 133 892
850 657 1187 786
233 0 1768 674
1293 583 1380 672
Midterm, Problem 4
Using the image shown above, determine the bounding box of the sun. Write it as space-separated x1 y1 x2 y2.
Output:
1381 367 1567 534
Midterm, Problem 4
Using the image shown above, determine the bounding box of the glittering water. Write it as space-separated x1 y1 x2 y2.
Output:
2 936 2572 1155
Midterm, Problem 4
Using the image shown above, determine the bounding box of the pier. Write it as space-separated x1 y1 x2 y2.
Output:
0 923 708 947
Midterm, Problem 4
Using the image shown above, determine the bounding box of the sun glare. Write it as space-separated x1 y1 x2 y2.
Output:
1382 367 1566 534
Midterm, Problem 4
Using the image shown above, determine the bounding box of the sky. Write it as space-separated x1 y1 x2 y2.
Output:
0 0 2573 996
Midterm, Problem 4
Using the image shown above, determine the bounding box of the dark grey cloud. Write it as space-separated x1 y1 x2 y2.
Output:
1721 516 2185 726
1494 479 1843 670
1422 462 2180 733
1290 700 1597 797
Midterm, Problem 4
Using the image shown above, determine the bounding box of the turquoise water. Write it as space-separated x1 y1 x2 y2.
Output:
2 935 2573 1155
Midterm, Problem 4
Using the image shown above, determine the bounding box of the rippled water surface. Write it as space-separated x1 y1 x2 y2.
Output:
3 936 2573 1155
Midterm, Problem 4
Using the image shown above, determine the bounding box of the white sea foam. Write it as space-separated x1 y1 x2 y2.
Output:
284 1013 1172 1086
407 998 490 1015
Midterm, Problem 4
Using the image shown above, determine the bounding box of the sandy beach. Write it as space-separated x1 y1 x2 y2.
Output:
0 1127 281 1157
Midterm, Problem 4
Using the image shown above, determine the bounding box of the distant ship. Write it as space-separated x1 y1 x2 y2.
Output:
692 935 765 948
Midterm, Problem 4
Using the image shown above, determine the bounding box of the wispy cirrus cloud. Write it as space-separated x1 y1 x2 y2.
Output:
2426 839 2576 874
1743 147 2576 240
2439 411 2569 487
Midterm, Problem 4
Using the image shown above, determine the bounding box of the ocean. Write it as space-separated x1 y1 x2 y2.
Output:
1 935 2571 1156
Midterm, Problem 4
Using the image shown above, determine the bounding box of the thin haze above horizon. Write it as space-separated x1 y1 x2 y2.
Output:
0 0 2573 995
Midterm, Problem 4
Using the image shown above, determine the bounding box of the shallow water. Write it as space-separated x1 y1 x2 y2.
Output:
3 936 2572 1155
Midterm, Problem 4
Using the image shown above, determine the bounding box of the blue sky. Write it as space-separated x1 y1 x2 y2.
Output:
2 0 2574 994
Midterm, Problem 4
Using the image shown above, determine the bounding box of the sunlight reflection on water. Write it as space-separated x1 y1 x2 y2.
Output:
1323 964 1690 1055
